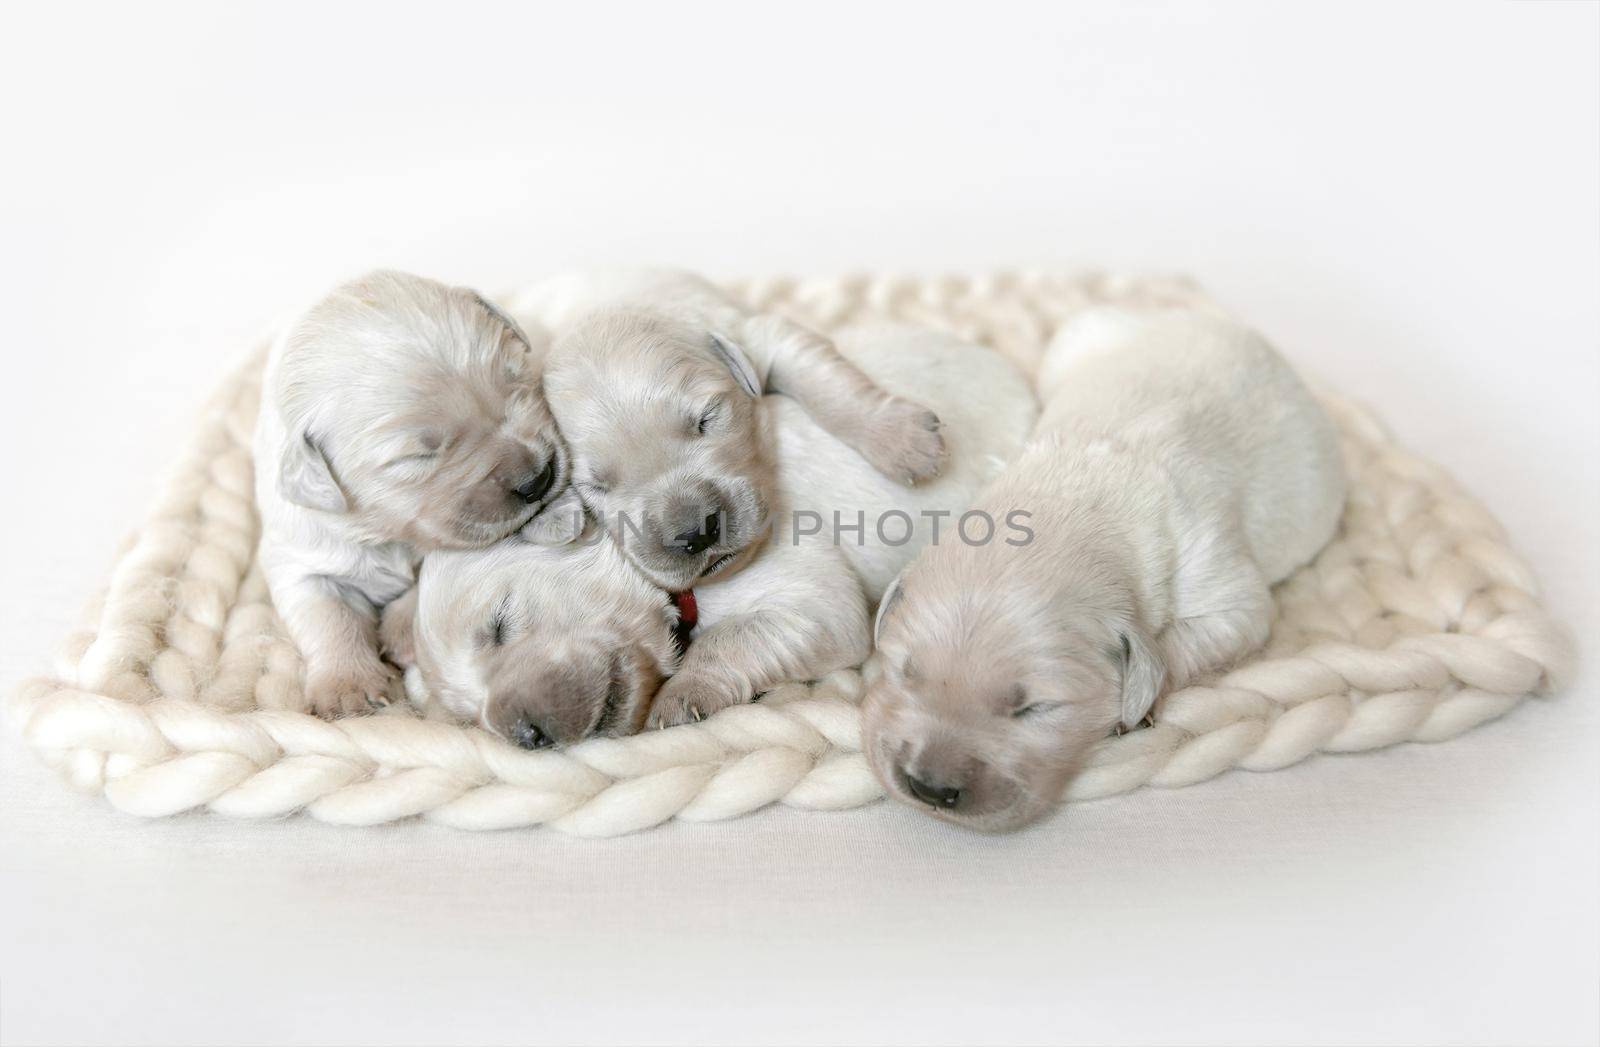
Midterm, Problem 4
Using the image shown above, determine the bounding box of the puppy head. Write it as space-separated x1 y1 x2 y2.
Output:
273 270 569 550
862 565 1163 831
407 533 679 748
543 311 774 591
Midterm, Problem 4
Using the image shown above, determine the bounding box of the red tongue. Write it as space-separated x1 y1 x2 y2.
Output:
672 589 698 629
671 590 698 653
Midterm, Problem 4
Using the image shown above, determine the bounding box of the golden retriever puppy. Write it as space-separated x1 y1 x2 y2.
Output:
255 271 569 719
386 325 1036 748
506 269 949 597
863 306 1346 830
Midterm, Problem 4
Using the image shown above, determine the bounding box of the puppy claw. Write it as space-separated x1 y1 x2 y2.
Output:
646 674 743 730
304 665 402 720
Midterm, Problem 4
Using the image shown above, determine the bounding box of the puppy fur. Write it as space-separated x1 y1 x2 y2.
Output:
508 269 949 592
387 324 1037 748
255 270 570 719
863 307 1346 831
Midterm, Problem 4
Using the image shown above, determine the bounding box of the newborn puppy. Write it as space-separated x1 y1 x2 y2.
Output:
507 269 948 595
386 325 1036 747
255 270 569 719
864 307 1346 831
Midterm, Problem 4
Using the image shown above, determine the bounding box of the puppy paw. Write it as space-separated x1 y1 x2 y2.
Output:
646 672 747 730
377 590 418 670
304 663 402 720
862 397 946 486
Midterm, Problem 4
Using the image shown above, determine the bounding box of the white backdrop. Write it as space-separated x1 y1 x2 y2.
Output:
1 2 1595 1045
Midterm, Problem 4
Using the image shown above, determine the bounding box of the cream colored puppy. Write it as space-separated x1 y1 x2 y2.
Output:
864 307 1346 831
507 269 948 595
387 325 1036 748
255 271 569 719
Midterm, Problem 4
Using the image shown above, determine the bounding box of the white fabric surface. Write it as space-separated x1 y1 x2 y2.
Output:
1 2 1595 1044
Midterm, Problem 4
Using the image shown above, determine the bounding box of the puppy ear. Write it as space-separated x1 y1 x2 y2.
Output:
469 290 536 350
613 643 668 733
708 333 762 398
518 487 585 546
873 571 907 646
1117 627 1165 728
279 431 348 513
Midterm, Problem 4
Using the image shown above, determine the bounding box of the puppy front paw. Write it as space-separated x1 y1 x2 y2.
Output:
646 671 747 730
863 397 946 486
304 663 403 720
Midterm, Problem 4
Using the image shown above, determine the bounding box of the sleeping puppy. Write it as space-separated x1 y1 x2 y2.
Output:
255 270 569 719
506 269 949 597
385 325 1037 747
863 306 1346 831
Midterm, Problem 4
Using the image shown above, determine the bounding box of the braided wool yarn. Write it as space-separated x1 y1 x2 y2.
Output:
5 272 1574 836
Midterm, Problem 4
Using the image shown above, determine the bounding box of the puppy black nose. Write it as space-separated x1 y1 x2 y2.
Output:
672 511 722 556
904 771 962 809
509 715 552 751
513 459 557 504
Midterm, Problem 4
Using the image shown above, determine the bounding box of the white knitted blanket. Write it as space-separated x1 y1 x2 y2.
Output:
6 273 1573 836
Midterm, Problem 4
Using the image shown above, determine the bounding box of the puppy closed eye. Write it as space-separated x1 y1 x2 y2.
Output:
693 398 725 437
385 451 438 472
482 600 512 648
1011 702 1067 719
1008 687 1065 719
383 431 446 471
